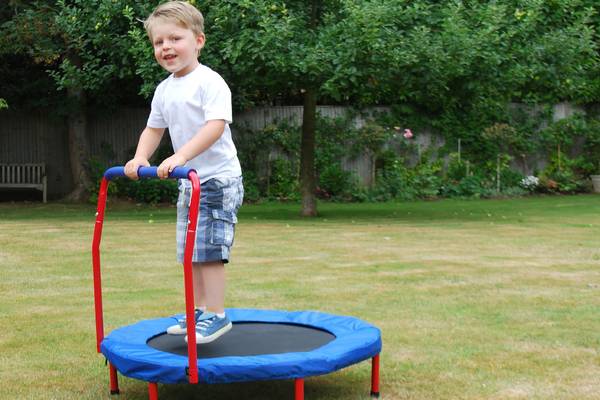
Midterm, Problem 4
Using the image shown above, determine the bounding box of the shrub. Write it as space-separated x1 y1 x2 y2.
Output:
115 178 178 204
87 148 178 205
538 154 590 194
441 175 493 199
317 164 360 201
240 171 261 203
520 176 540 192
267 158 299 200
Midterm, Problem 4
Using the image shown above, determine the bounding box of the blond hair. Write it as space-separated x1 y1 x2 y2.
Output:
144 1 204 40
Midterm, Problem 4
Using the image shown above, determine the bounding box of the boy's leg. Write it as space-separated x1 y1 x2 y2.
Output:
194 261 225 314
177 176 242 341
192 262 207 310
166 264 207 335
186 260 231 343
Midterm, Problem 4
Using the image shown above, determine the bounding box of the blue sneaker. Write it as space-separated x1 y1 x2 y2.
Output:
166 309 204 335
185 312 232 344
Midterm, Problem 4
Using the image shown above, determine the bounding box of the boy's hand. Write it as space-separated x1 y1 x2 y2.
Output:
124 157 150 180
157 153 187 179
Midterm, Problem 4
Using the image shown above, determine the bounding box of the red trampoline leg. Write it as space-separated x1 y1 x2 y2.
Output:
109 363 119 395
294 378 304 400
371 354 380 398
148 382 158 400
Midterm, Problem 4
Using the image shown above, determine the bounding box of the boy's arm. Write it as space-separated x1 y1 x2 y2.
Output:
125 126 165 179
156 120 226 179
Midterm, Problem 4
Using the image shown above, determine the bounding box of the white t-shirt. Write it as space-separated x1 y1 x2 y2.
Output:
147 64 242 183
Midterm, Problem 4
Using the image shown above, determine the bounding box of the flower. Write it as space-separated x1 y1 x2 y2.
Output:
520 175 539 191
403 128 413 139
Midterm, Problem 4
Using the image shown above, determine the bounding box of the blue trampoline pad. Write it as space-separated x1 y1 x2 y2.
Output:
101 308 382 384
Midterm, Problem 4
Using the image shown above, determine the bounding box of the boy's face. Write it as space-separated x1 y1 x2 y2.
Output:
150 21 205 77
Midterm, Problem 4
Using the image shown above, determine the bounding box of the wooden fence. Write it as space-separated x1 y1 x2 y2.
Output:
0 106 393 196
0 103 583 197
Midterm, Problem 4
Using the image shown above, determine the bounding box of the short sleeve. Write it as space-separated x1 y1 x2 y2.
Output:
202 76 233 124
147 83 168 128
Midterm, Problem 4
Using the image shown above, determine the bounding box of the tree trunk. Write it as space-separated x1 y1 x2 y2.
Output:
299 87 317 217
64 86 91 202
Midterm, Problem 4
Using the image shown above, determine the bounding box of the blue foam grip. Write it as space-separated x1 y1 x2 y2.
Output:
103 166 195 181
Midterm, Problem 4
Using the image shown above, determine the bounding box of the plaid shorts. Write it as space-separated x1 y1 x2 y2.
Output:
176 176 244 264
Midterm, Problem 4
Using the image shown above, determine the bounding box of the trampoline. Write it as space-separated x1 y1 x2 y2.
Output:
93 166 382 399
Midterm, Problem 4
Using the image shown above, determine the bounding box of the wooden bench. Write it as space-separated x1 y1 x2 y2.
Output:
0 163 47 203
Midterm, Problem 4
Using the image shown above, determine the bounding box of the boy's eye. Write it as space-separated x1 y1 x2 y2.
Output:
154 40 163 46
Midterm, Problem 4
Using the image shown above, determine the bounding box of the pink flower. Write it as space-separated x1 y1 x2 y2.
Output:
403 128 413 139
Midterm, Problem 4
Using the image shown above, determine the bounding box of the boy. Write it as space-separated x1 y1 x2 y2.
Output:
124 1 243 344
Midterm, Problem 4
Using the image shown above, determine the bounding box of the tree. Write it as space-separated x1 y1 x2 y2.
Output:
379 1 600 162
206 1 406 216
127 0 403 216
0 0 143 200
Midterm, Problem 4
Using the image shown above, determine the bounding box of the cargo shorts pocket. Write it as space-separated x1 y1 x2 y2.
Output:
210 209 238 247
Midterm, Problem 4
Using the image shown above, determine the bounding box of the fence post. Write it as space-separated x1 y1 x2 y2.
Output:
496 155 501 192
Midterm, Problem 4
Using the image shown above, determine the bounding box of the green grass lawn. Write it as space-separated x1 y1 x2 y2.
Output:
1 195 599 399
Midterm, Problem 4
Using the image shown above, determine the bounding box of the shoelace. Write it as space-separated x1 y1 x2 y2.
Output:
196 316 218 331
178 310 202 327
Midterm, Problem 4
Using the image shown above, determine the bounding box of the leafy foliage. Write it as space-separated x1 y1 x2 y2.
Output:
3 1 600 202
0 0 148 96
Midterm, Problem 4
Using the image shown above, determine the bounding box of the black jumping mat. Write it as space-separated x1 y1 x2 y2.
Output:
147 322 336 358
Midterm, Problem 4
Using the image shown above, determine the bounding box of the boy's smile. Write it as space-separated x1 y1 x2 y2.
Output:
151 22 205 77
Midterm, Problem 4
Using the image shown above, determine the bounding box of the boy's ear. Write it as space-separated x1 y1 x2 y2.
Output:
196 33 206 50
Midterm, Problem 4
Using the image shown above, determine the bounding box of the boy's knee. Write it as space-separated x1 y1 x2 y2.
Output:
193 261 224 268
